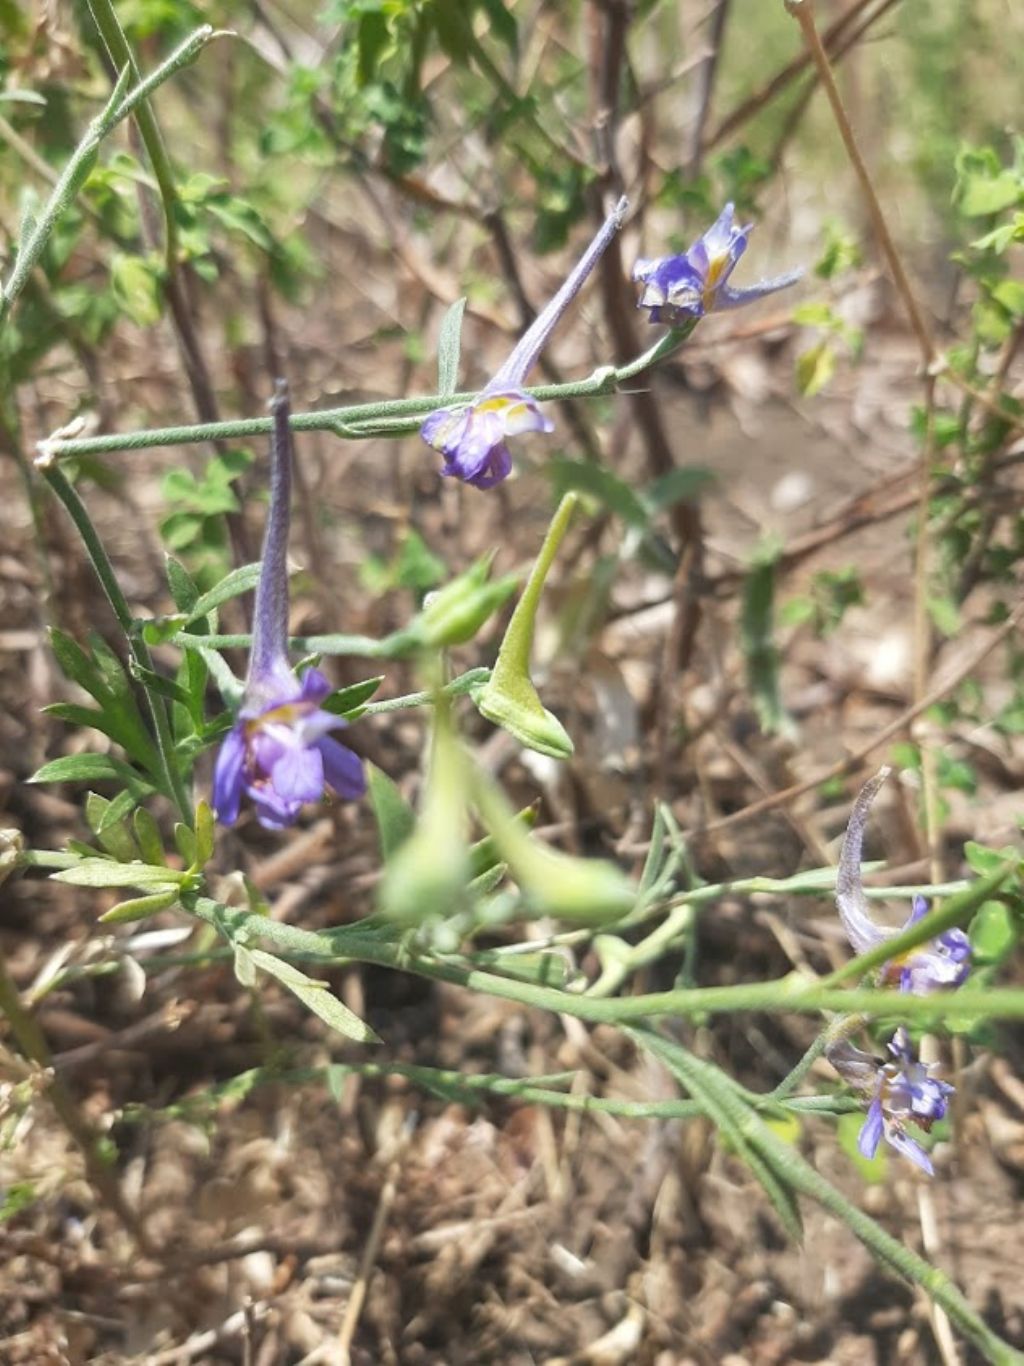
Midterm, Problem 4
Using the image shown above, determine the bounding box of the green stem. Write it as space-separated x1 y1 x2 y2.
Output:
38 464 192 824
37 339 687 463
175 628 420 658
361 667 491 715
0 27 215 322
83 0 183 272
183 895 1024 1026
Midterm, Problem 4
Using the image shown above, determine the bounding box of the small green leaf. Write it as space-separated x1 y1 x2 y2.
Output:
31 754 126 785
963 841 1017 876
796 339 836 397
367 764 415 862
95 815 139 864
165 555 199 612
793 301 835 327
48 627 103 698
248 949 379 1043
186 562 263 625
99 888 178 923
323 676 385 717
549 456 649 528
969 900 1019 964
53 859 184 890
96 788 137 834
194 800 215 866
141 616 189 646
991 279 1024 318
110 251 164 326
233 943 257 988
85 792 113 837
959 170 1021 218
206 195 275 251
174 823 197 867
133 808 166 866
643 467 715 513
436 296 467 396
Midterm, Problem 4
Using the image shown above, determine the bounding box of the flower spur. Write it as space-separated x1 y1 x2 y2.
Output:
836 768 971 994
420 197 628 489
212 382 365 830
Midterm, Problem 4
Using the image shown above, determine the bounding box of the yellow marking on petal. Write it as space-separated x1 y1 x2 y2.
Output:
245 701 307 736
703 252 729 307
477 395 525 419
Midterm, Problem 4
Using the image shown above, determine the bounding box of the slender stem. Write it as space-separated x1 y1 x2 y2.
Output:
36 337 682 463
176 628 420 657
912 377 943 882
38 464 193 824
361 667 491 715
83 0 181 272
0 27 215 322
785 0 935 365
183 885 1024 1027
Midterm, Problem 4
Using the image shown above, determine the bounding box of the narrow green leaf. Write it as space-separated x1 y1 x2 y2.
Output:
48 627 105 700
549 456 649 528
795 339 836 397
95 816 139 863
99 889 178 923
133 808 166 866
249 949 380 1043
367 763 415 862
436 296 467 396
85 792 112 836
96 788 138 833
174 823 198 867
637 1031 803 1240
165 554 200 612
129 662 194 711
54 859 184 890
185 563 263 625
31 754 125 785
233 943 257 988
323 676 386 717
194 799 215 867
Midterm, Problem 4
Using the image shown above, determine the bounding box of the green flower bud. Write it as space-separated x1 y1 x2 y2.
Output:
474 493 578 759
418 554 518 649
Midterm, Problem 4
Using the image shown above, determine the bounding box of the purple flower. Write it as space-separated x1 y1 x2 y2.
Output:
211 383 365 829
828 1029 954 1175
633 202 802 325
420 197 628 489
836 769 971 994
